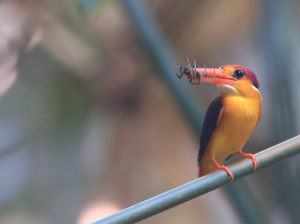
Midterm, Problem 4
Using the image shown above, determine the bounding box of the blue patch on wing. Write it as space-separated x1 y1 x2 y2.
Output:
197 97 223 166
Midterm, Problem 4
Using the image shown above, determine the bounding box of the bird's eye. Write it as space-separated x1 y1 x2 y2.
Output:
233 70 245 79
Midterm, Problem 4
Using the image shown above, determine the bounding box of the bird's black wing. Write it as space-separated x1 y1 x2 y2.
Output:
197 97 223 166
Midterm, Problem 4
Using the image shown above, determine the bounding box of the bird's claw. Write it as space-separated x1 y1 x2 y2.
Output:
211 158 234 182
237 152 258 171
219 165 234 182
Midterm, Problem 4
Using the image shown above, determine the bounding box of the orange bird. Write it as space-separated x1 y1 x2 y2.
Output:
173 61 262 181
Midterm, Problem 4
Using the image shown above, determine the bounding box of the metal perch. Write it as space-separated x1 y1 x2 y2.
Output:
92 135 300 224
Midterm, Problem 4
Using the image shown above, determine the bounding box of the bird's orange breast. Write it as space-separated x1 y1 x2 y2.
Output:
199 94 261 176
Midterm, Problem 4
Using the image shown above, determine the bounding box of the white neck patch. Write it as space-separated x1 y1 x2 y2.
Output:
252 85 259 91
217 84 239 95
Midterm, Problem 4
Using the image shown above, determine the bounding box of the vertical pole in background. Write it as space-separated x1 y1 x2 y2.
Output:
260 0 300 222
123 0 205 135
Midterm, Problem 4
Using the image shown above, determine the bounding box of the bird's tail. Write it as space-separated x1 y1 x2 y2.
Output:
197 160 218 178
197 167 201 178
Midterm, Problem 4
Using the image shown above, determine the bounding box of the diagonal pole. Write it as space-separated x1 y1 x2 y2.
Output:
92 135 300 224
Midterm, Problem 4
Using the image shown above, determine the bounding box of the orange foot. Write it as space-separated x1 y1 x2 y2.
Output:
211 158 234 182
237 151 258 171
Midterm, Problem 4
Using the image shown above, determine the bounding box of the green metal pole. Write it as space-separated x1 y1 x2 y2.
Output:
260 1 300 222
122 0 205 135
92 135 300 224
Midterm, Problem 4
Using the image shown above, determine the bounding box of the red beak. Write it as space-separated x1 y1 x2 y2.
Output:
195 68 237 85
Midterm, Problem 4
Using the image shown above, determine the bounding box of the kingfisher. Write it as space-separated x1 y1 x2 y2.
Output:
173 62 262 181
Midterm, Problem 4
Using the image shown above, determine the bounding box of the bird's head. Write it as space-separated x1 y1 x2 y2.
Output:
196 65 261 98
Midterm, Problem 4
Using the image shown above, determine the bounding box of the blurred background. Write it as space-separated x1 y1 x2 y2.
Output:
1 0 300 223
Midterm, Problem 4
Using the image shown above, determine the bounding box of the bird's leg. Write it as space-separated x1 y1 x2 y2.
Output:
211 158 234 182
237 151 258 171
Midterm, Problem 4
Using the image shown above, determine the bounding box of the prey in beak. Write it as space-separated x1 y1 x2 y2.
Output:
173 59 237 86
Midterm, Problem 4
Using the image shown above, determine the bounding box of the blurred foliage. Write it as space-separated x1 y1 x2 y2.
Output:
1 0 300 224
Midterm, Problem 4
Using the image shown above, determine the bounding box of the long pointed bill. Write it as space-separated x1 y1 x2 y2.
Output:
195 68 236 85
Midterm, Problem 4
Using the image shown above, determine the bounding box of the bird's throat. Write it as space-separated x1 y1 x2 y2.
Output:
217 84 239 96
